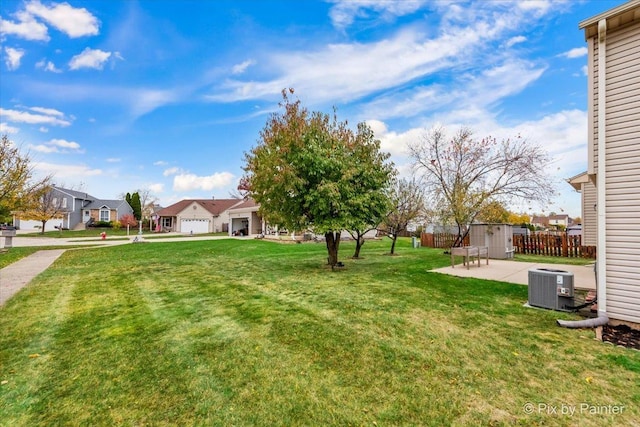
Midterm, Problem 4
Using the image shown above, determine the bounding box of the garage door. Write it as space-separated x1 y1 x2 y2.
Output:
180 219 209 234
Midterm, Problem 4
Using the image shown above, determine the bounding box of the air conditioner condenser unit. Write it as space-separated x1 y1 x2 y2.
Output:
528 268 574 312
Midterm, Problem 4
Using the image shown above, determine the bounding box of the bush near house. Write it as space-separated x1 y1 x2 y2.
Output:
88 221 112 228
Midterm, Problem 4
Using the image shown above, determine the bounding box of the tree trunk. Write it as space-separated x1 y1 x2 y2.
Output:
40 220 47 234
452 222 469 248
352 233 365 258
389 233 398 254
325 231 341 267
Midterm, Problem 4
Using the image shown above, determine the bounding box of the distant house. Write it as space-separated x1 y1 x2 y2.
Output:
530 216 549 229
156 199 243 234
580 0 640 325
227 198 263 236
13 186 133 231
547 214 570 229
567 171 597 246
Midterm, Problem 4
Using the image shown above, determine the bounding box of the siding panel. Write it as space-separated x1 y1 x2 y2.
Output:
603 20 640 324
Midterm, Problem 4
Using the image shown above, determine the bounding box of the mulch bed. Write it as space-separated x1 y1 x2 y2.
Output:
601 324 640 350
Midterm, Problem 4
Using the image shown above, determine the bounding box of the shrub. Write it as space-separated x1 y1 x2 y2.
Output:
91 221 112 228
119 214 138 228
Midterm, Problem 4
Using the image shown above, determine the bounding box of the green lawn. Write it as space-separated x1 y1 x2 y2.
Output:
0 239 637 426
513 253 595 266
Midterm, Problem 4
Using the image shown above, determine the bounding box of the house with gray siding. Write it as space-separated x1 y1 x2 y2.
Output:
13 186 133 231
580 0 640 325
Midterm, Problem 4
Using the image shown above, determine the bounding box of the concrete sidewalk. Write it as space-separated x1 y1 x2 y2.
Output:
432 259 596 290
0 249 66 306
8 233 241 247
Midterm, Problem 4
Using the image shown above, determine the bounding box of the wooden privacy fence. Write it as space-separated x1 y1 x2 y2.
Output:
420 233 469 249
421 232 596 259
513 234 596 259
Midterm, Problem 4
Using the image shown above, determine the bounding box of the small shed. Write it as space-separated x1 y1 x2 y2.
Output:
469 223 514 259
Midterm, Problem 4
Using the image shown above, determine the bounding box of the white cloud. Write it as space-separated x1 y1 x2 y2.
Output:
4 47 25 70
328 0 427 29
560 47 588 59
36 59 62 73
129 88 177 117
50 138 81 150
0 11 49 41
505 35 526 48
29 106 64 117
148 183 164 193
232 59 255 75
163 167 181 176
154 160 168 166
34 162 102 178
581 65 588 76
208 1 554 105
29 138 83 153
106 158 121 163
69 47 111 70
173 172 235 192
39 126 48 132
0 107 71 126
516 0 552 16
361 59 545 122
25 0 99 38
0 122 19 134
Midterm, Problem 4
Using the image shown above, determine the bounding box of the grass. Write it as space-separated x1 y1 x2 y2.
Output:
513 253 595 266
0 238 637 426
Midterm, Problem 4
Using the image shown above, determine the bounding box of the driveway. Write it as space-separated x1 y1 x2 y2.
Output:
432 259 596 290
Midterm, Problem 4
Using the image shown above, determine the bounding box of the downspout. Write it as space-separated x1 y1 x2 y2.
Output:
558 19 608 329
596 18 607 318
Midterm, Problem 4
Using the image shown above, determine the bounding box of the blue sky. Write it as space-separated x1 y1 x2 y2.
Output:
0 0 622 217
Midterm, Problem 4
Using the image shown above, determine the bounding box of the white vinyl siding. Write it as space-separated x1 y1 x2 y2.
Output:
602 22 640 324
582 180 597 246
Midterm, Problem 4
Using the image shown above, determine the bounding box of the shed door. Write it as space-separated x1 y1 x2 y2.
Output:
180 219 209 234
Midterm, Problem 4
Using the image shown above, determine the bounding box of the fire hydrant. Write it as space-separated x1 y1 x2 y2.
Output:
101 231 106 240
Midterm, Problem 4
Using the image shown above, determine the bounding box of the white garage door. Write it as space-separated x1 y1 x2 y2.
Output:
180 219 209 234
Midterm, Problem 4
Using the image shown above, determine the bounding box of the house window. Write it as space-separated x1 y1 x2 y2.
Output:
61 198 67 209
100 209 110 222
162 217 172 228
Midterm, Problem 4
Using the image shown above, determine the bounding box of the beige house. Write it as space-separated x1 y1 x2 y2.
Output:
567 171 597 246
547 214 570 229
156 199 243 234
580 0 640 325
227 198 264 236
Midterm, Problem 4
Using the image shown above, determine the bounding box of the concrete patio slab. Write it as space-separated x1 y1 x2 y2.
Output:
432 259 596 290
